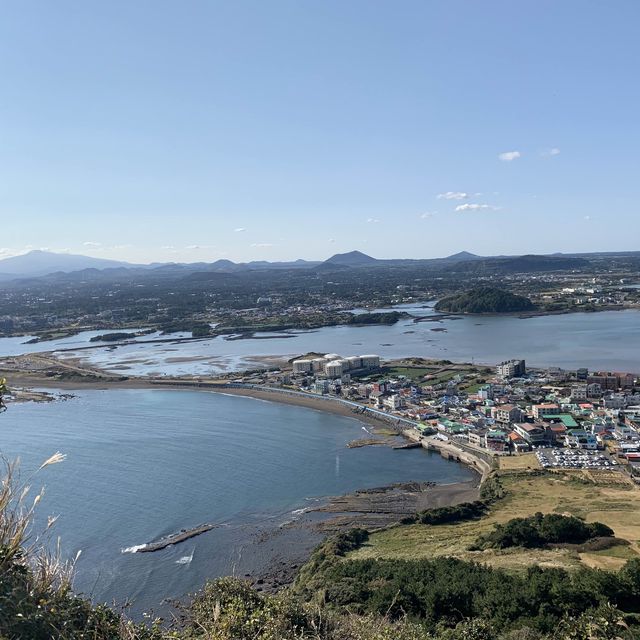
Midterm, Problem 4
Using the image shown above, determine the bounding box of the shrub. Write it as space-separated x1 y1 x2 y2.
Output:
471 513 614 550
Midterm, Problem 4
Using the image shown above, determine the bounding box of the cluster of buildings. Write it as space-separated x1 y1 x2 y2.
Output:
236 347 640 472
426 363 640 466
284 354 640 469
292 354 381 379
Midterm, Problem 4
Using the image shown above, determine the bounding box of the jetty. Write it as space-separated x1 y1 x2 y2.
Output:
137 523 217 553
392 441 422 450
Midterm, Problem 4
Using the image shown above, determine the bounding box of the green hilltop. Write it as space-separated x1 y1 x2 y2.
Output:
435 286 535 313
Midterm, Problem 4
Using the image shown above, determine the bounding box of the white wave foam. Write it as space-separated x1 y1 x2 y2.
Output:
121 544 147 554
176 552 194 565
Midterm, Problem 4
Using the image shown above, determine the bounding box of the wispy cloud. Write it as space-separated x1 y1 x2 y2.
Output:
251 242 274 248
455 203 498 213
498 150 521 162
328 238 336 243
234 227 246 232
420 211 436 219
437 191 469 200
584 215 593 221
366 217 380 223
542 147 561 157
83 241 102 247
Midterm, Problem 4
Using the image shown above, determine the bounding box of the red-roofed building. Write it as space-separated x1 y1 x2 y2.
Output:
508 431 530 452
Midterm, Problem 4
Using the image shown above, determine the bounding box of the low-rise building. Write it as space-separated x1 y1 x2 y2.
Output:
485 429 509 452
532 403 560 420
312 379 329 394
381 394 405 410
496 359 526 378
508 431 530 452
513 423 547 446
492 404 523 424
468 429 487 448
564 429 598 450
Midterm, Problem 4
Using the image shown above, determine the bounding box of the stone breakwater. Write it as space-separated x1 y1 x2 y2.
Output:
134 524 218 553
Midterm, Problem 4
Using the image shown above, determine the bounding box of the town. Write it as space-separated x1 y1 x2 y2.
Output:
230 353 640 474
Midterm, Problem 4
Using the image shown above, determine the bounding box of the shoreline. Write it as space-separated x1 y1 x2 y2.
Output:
0 372 413 435
1 369 484 596
1 371 488 479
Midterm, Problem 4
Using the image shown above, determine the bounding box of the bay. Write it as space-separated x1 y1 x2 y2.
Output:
0 389 472 615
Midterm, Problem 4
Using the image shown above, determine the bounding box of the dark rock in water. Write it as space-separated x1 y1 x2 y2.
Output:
138 523 217 552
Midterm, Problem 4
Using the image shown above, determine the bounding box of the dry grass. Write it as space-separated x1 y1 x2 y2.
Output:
349 469 640 573
0 455 77 593
498 453 541 470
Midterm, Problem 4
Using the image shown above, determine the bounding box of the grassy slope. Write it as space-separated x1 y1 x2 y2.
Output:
349 470 640 572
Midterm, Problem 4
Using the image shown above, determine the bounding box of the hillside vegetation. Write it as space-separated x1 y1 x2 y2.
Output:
3 461 640 639
348 470 640 572
435 287 535 313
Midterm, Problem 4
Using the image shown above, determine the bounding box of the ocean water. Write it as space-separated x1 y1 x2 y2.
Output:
37 309 640 375
0 389 472 615
1 306 639 374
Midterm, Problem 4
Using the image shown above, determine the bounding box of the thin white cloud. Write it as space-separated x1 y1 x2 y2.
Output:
161 245 175 250
83 241 102 247
584 215 592 221
420 211 436 219
185 245 202 250
498 151 521 162
328 238 336 243
542 147 561 157
366 217 380 223
437 191 469 200
234 227 246 232
455 203 498 213
251 243 274 248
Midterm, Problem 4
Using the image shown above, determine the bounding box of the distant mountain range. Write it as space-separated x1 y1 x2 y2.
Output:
0 248 638 282
0 250 135 278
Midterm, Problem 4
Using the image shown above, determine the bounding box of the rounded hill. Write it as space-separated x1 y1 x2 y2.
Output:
435 287 535 313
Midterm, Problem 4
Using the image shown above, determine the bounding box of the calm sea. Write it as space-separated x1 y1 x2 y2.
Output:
1 306 637 375
0 389 472 615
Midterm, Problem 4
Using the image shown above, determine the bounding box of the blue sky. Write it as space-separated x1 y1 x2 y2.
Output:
1 0 638 263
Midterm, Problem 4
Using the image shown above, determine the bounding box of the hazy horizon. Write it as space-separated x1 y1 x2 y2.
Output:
2 245 639 270
2 1 639 263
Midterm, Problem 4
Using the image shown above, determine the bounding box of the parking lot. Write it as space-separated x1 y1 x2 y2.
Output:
535 448 619 469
